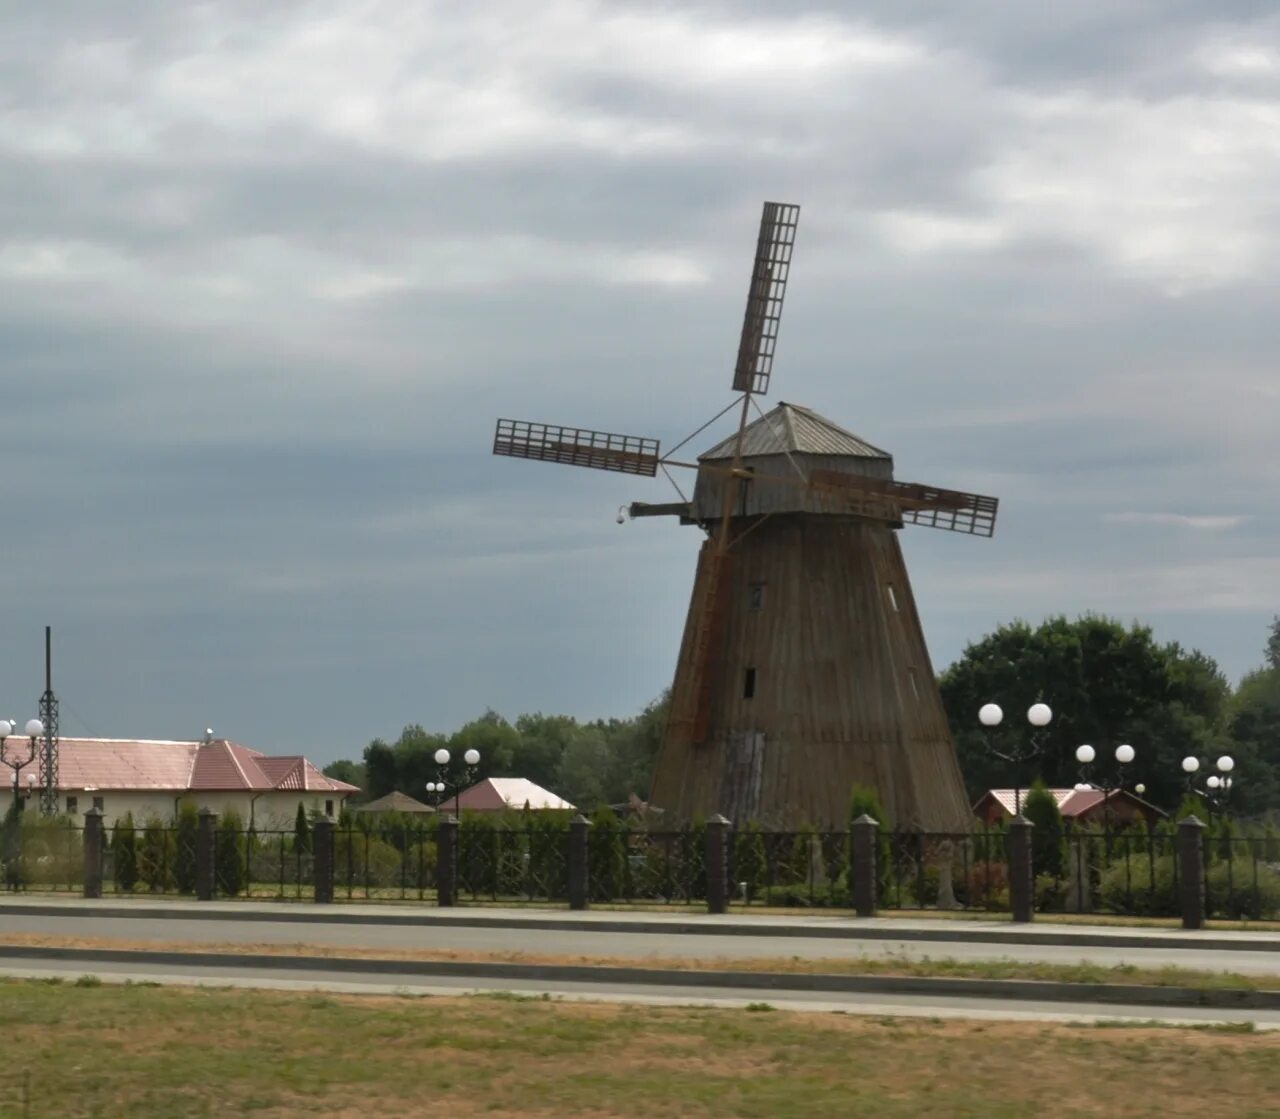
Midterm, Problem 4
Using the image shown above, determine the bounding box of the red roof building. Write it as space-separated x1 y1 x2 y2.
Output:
6 735 358 828
973 787 1165 829
452 777 575 813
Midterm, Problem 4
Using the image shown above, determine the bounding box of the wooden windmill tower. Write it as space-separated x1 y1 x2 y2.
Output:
493 202 997 830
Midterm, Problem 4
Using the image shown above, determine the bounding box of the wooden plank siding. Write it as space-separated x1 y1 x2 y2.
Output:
690 452 894 522
648 513 972 831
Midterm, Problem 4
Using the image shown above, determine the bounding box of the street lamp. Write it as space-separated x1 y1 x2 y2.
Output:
0 719 43 817
1074 742 1137 832
1181 754 1235 818
977 701 1053 817
427 748 482 818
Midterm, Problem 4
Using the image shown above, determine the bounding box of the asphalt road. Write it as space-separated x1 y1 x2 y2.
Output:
2 954 1278 1028
2 910 1279 975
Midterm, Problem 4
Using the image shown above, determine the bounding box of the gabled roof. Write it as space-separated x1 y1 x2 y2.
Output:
977 787 1165 819
36 737 359 794
699 402 891 462
454 777 575 813
355 791 435 814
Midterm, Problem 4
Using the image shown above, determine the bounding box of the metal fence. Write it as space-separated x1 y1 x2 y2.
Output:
5 816 1279 920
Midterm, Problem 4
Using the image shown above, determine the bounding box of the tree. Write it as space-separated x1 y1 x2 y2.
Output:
323 759 366 798
554 726 610 810
294 803 312 854
174 800 199 894
362 739 398 800
514 713 580 792
1267 616 1280 672
1226 667 1280 815
1023 780 1065 879
111 812 138 892
218 809 246 896
447 710 520 775
378 725 450 804
940 615 1230 812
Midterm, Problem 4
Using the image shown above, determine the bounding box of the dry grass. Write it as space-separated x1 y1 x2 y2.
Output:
0 979 1276 1118
0 931 1275 993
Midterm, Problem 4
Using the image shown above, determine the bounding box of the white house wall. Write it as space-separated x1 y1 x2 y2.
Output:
57 790 348 831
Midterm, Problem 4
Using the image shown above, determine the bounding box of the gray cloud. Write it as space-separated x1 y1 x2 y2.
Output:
1 1 1276 760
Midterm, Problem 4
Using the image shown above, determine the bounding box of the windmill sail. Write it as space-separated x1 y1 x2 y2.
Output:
493 419 660 477
809 469 999 537
731 201 800 396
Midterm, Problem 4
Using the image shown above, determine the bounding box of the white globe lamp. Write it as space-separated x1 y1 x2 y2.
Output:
1027 703 1052 727
978 703 1003 727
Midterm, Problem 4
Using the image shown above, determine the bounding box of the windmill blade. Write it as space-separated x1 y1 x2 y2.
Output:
809 469 999 537
731 201 800 396
493 418 661 477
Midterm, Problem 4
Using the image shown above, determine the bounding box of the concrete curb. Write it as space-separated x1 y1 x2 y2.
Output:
2 899 1277 953
1 944 1276 1011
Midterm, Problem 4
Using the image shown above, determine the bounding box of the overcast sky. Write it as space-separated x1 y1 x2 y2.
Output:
2 1 1278 764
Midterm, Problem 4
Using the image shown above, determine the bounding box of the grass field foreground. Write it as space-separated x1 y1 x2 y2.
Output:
0 979 1277 1118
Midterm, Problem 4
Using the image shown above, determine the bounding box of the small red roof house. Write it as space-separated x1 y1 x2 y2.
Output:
354 791 435 815
7 734 358 828
451 777 575 813
973 787 1165 830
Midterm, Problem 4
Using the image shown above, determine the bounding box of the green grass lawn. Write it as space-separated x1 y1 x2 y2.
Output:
0 980 1277 1118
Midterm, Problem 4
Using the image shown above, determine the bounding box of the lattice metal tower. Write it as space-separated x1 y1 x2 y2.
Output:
37 626 58 817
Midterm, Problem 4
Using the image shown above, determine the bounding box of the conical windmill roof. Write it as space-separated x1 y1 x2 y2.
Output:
699 402 891 462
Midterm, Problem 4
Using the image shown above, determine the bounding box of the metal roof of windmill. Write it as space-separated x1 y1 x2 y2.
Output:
698 402 891 461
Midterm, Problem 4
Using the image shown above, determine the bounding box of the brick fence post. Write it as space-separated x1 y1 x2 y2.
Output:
1008 813 1035 923
1178 815 1207 930
313 816 334 904
82 807 104 899
705 815 731 914
437 815 459 907
568 814 590 911
850 814 879 918
196 808 217 901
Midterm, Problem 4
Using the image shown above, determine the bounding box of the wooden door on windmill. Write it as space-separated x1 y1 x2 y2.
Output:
720 731 765 823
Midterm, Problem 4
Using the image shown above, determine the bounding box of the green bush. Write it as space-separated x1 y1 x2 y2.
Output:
111 813 138 892
217 810 246 896
588 808 628 902
965 859 1009 911
1099 853 1178 916
1035 871 1067 911
294 803 312 854
174 801 199 894
7 815 84 888
334 832 409 890
1207 859 1280 920
137 816 174 891
1023 781 1065 879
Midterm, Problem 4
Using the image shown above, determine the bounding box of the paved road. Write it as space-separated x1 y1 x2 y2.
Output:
3 909 1279 975
2 955 1277 1028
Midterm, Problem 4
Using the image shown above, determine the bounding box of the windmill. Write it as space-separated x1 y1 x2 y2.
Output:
493 202 996 830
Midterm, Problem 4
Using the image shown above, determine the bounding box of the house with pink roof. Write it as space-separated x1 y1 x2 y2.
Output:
9 732 359 828
972 787 1164 829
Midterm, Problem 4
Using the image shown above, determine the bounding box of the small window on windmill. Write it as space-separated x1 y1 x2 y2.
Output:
886 584 900 613
907 667 920 702
748 583 766 610
744 667 757 699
